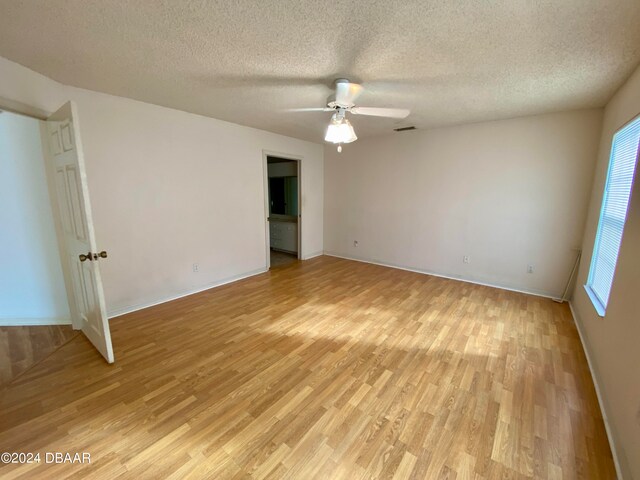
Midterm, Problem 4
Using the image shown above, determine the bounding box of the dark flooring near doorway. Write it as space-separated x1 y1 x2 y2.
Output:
0 324 78 388
270 249 298 268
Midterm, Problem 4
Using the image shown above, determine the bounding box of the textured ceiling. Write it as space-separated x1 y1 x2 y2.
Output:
1 1 639 142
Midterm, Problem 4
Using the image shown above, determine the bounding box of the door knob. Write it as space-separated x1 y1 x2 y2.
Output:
79 251 107 262
90 251 108 260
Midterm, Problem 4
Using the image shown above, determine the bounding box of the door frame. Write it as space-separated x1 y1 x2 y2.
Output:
262 150 303 270
0 96 49 121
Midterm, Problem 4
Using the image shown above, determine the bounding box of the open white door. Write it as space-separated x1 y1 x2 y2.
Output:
45 102 114 363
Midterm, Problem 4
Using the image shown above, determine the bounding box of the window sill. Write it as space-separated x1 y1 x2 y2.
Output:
584 285 606 317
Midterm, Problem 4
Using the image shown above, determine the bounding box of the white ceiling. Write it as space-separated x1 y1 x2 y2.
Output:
1 1 639 143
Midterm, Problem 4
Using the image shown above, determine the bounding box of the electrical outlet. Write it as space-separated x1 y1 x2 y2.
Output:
527 264 534 274
463 255 470 264
193 263 199 272
353 240 359 247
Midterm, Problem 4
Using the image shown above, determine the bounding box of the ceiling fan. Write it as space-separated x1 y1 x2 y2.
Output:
292 78 410 152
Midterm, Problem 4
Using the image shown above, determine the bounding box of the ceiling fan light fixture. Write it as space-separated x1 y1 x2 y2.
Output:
324 115 357 144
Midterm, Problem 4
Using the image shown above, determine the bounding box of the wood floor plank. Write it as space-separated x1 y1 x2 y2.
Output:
0 256 615 478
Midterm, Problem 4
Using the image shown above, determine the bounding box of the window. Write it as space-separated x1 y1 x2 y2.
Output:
585 115 640 316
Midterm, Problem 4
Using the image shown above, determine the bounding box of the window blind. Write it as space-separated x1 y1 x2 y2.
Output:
586 116 640 314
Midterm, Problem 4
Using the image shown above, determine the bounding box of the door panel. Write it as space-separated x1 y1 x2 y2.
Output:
60 122 74 151
55 168 74 234
50 129 62 155
45 102 114 363
65 165 87 241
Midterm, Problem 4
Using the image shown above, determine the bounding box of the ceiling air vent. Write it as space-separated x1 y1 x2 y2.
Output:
394 126 416 132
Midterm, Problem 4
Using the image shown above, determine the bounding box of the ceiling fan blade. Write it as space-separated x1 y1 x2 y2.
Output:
350 107 410 119
286 107 334 112
335 80 363 106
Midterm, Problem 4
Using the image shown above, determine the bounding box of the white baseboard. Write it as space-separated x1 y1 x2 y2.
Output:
107 267 267 319
0 317 72 326
324 252 561 300
108 252 325 319
568 302 624 479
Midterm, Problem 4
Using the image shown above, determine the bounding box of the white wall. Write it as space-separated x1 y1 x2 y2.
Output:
0 110 70 324
0 56 324 318
570 64 640 480
324 109 603 297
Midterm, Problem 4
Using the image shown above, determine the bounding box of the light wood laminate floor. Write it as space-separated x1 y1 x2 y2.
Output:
0 256 615 479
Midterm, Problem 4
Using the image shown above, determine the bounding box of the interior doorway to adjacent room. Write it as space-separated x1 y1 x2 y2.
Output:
264 154 301 269
0 109 70 328
0 100 115 365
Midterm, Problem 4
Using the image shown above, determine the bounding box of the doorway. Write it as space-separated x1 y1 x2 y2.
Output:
0 108 88 384
264 154 301 269
0 100 114 364
0 110 70 326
